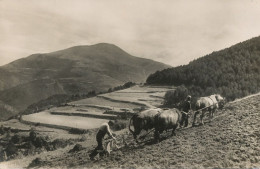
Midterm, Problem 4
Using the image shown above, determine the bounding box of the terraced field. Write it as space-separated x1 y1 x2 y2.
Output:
0 85 173 168
22 111 110 129
99 85 171 108
70 97 141 109
19 85 173 130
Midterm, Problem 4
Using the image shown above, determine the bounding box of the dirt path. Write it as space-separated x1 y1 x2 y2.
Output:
24 93 260 168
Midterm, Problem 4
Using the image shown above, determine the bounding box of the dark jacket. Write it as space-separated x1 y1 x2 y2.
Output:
183 100 191 113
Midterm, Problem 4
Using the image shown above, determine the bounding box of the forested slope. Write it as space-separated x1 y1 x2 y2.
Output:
146 36 260 101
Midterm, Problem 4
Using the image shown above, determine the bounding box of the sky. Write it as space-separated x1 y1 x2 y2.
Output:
1 0 260 67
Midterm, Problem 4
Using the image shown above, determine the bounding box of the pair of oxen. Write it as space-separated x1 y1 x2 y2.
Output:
129 94 225 142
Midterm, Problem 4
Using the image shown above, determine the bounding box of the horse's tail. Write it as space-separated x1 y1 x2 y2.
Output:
128 115 134 135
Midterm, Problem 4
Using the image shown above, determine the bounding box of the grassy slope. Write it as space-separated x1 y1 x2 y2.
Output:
0 100 18 120
38 93 260 168
0 79 65 113
0 43 170 120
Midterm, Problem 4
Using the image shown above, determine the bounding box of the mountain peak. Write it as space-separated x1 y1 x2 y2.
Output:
91 42 117 47
67 43 118 50
0 44 170 120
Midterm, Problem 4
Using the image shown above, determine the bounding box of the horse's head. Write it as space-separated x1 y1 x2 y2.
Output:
215 94 225 109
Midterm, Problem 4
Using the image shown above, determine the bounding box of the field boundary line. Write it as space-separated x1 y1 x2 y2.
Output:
97 95 151 108
50 111 117 120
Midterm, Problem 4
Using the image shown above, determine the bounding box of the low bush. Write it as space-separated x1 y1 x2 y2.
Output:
69 144 83 153
69 128 86 134
11 134 23 144
5 142 18 157
112 120 128 131
27 158 45 168
164 85 189 107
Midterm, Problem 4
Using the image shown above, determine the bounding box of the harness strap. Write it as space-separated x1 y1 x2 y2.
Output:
208 96 218 106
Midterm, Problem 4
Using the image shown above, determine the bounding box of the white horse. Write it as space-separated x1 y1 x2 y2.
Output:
192 94 225 126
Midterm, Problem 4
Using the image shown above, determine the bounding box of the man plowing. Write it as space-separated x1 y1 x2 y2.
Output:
180 95 192 128
89 121 117 160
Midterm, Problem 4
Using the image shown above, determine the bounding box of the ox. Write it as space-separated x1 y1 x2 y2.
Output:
154 108 182 142
129 108 162 142
192 94 225 126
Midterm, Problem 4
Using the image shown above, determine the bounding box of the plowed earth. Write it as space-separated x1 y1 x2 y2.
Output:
25 93 260 168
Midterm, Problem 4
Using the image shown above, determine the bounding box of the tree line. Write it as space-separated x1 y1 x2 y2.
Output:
147 36 260 102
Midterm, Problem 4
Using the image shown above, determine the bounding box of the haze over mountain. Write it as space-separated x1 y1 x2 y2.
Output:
0 43 170 120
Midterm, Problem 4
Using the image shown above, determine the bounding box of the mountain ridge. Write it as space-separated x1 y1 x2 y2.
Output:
0 43 170 120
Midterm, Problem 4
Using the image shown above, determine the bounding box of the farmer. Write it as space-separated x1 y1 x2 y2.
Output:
89 120 116 160
180 95 192 128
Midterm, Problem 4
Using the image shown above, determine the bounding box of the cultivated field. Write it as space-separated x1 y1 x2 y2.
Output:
99 85 171 108
1 90 259 168
19 85 173 130
22 111 110 129
0 85 173 168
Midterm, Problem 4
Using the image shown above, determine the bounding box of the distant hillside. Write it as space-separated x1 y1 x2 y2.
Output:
0 100 18 121
0 79 65 112
0 43 170 120
147 36 260 101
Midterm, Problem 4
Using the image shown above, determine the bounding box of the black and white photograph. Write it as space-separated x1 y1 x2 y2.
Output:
0 0 260 168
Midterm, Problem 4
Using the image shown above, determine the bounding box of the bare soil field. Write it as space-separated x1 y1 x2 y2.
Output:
14 93 260 168
22 111 109 129
1 87 259 168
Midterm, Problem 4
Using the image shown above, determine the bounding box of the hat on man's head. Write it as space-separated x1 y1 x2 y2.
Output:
186 95 191 100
